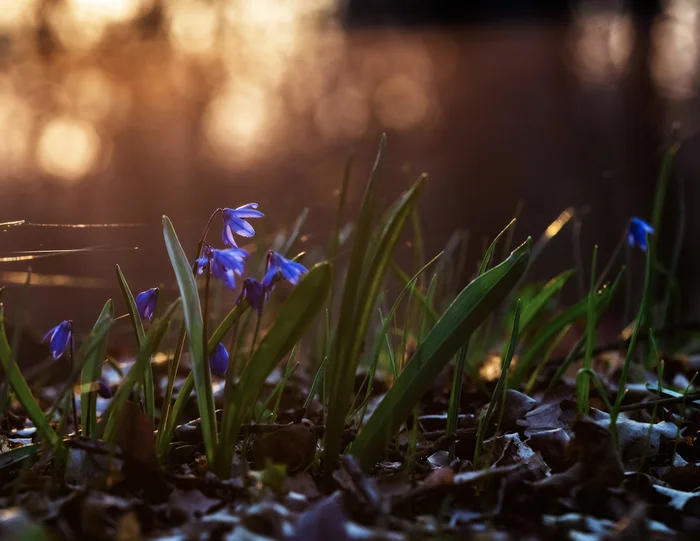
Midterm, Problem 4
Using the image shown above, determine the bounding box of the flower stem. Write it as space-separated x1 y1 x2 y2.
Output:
196 208 222 261
250 303 264 356
69 332 79 435
203 265 212 363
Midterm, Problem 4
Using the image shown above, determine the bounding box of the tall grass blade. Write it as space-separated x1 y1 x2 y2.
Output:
115 265 154 419
325 170 426 474
577 246 598 415
474 299 521 465
351 239 530 470
163 215 217 466
78 299 114 438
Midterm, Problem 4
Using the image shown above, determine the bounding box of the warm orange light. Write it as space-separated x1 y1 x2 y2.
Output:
168 0 218 57
37 116 101 182
0 0 37 31
374 73 430 131
0 90 33 175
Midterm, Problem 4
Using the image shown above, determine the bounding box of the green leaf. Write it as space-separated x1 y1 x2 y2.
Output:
350 238 531 471
78 299 114 438
577 246 598 416
520 269 574 331
0 305 60 450
325 173 426 474
158 371 195 460
0 442 42 470
102 300 180 442
215 262 331 476
115 266 154 419
162 215 217 466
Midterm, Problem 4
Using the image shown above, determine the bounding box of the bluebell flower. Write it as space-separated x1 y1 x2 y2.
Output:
262 251 308 289
628 217 655 252
43 320 72 360
236 277 267 313
135 287 159 322
195 245 249 290
97 378 112 399
221 203 264 247
209 343 229 376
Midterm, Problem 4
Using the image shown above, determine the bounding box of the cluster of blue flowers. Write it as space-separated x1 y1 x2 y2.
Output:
44 203 309 395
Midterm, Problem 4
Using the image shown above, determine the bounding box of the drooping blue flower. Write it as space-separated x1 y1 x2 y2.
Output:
209 343 229 376
221 203 264 247
262 251 308 289
195 245 249 290
628 217 655 252
43 320 72 360
236 277 267 313
97 379 112 399
135 287 159 322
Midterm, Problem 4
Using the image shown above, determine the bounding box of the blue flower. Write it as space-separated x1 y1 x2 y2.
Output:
221 203 264 247
209 343 229 376
262 251 308 289
236 277 267 313
97 379 112 399
135 287 159 322
195 245 249 290
628 217 655 252
43 320 72 360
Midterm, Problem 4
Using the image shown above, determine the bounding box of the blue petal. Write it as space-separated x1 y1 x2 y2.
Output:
233 203 264 218
97 379 112 399
194 255 209 274
48 321 71 360
135 288 158 322
209 343 229 376
224 213 256 237
222 225 238 247
262 266 279 289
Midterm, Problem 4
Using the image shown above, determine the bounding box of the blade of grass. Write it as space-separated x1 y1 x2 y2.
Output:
78 299 114 438
115 266 153 419
474 299 521 465
577 246 598 416
216 262 331 476
326 171 426 475
102 300 180 442
163 215 217 466
351 239 530 470
0 305 60 450
520 270 574 332
511 268 623 389
612 232 654 427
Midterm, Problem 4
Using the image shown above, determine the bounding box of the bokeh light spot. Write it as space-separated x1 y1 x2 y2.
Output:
37 116 101 182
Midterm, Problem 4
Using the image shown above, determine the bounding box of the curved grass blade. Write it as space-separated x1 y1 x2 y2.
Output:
351 239 531 471
577 246 598 415
0 305 60 450
102 300 180 442
511 268 623 389
520 269 574 332
215 262 331 476
157 371 195 460
79 299 114 438
163 215 217 466
326 174 426 474
474 299 521 465
116 265 153 419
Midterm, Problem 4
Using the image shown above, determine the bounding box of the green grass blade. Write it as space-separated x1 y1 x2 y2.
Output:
478 219 516 274
115 265 154 420
157 371 194 460
208 302 247 351
577 246 598 416
389 261 440 325
520 269 574 331
215 262 331 476
350 238 531 471
511 268 622 389
0 305 60 450
163 215 217 466
78 299 114 438
326 174 426 474
102 300 180 442
474 299 521 465
613 232 654 418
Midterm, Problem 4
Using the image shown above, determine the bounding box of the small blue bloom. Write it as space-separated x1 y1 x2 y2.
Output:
209 343 229 376
628 217 655 252
97 379 112 399
43 320 72 360
236 277 267 313
135 287 159 322
195 245 249 290
262 251 308 289
221 203 264 247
